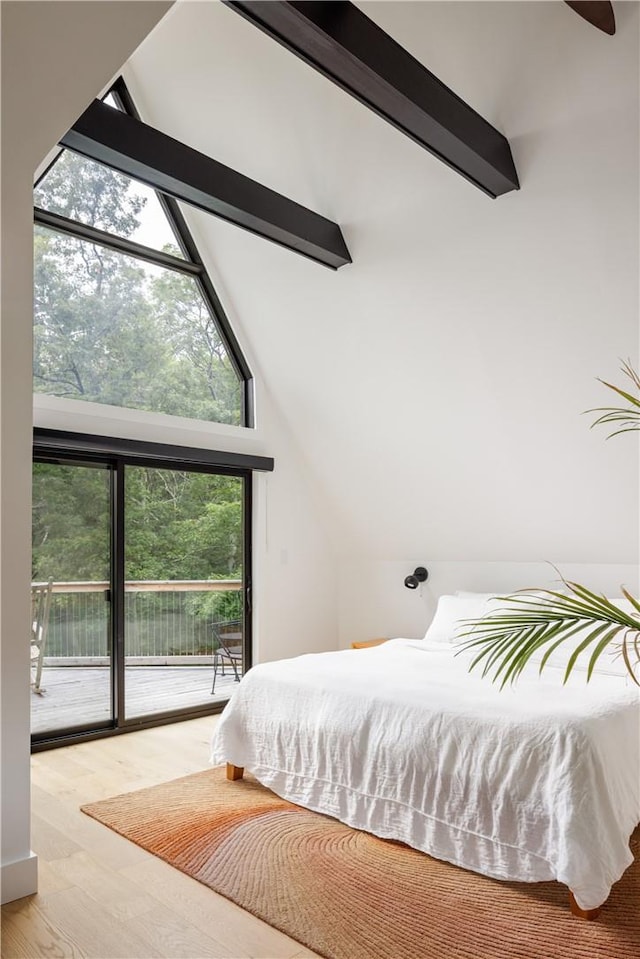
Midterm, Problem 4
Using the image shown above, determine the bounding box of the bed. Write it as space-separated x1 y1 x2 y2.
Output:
210 596 640 918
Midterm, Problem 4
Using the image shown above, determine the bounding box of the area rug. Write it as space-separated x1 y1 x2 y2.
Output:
81 767 640 959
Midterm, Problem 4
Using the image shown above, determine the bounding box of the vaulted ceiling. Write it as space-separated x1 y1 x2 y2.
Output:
124 0 639 564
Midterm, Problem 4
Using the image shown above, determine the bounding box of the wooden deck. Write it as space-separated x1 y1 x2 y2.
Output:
31 665 239 736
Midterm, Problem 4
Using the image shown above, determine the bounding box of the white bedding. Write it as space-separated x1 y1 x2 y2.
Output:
210 639 640 910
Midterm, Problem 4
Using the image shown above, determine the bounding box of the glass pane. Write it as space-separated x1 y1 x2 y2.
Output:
34 225 242 425
31 461 112 736
34 149 185 257
124 467 245 719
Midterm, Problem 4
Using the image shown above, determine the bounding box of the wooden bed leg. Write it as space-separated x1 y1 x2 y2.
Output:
226 763 244 781
568 891 601 920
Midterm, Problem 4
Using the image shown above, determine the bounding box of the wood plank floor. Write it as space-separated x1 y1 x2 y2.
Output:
31 667 239 735
1 717 320 959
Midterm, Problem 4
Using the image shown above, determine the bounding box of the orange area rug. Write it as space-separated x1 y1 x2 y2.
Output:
81 767 640 959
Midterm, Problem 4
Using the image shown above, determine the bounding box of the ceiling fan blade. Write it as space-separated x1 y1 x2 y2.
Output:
564 1 616 35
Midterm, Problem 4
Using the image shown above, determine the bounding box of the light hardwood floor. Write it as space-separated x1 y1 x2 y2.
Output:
1 717 320 959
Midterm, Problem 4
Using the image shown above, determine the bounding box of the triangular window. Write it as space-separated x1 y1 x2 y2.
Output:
33 79 251 427
35 151 186 257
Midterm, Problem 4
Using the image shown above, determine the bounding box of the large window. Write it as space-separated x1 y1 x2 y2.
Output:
33 80 252 426
30 80 264 748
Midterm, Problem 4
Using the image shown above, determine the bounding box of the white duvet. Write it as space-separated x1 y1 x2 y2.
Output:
210 639 640 910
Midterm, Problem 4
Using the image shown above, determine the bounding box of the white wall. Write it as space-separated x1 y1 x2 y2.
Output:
0 0 173 905
124 0 639 642
339 560 640 647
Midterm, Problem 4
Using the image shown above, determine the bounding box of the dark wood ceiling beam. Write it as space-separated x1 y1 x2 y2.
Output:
224 0 519 198
60 98 352 270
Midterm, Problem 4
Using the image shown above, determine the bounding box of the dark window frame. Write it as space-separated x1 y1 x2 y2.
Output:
31 428 257 752
34 76 255 428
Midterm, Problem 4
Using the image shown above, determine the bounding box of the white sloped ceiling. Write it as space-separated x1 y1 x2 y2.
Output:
125 0 639 564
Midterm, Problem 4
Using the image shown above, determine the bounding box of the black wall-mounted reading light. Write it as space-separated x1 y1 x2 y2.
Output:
404 566 429 590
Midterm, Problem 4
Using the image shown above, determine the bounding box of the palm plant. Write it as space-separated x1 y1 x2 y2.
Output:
460 362 640 685
588 359 640 438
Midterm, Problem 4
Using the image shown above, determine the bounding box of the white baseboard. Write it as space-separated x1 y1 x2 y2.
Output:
1 852 38 904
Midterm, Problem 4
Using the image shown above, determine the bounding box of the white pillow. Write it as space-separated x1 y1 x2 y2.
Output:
423 593 503 644
455 591 501 597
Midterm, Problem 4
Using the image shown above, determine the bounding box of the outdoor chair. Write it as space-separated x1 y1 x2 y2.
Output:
31 580 53 694
211 619 243 694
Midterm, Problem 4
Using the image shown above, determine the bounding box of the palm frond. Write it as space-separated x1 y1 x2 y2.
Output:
461 362 640 688
586 359 640 437
457 576 640 687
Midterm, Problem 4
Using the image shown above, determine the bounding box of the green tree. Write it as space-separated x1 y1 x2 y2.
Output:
124 468 243 581
34 149 145 236
33 463 245 649
33 150 242 424
150 269 241 423
32 463 110 582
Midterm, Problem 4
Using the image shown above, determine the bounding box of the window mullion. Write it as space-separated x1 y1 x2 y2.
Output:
34 207 202 278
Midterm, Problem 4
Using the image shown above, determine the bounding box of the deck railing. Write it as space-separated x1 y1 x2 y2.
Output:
34 580 242 663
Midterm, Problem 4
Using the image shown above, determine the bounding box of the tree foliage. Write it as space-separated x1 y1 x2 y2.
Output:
33 151 242 424
32 463 110 581
32 463 245 640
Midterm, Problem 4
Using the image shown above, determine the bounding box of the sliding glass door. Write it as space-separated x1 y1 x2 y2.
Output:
31 447 250 746
31 459 113 737
124 466 246 719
